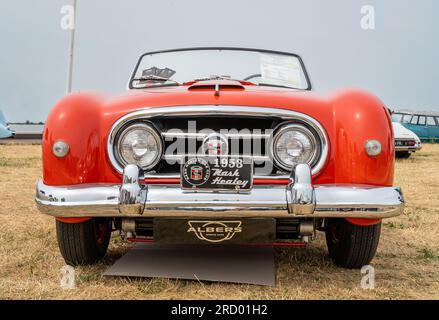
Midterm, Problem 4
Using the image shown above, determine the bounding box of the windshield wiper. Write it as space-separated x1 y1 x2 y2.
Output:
192 75 257 85
131 76 180 88
133 75 180 83
258 82 301 90
192 75 233 81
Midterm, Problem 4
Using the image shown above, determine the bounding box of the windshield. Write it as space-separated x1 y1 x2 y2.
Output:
391 113 403 122
129 48 311 90
402 114 413 123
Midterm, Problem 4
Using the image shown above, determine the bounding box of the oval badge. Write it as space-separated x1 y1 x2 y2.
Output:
182 157 211 186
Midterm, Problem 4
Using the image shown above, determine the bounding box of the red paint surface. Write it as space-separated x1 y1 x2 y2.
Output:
346 218 382 226
42 82 394 226
56 217 92 223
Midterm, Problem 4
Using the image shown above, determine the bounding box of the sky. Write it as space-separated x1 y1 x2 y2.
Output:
0 0 438 122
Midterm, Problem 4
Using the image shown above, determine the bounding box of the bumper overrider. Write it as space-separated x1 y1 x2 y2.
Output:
35 164 404 219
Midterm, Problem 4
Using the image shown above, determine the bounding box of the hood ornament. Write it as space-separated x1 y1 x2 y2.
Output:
202 132 229 156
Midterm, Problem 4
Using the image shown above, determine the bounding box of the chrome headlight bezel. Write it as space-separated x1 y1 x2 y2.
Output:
52 140 70 158
272 122 323 172
113 122 163 172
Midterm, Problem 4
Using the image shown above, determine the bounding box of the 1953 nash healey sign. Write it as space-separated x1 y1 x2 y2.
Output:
35 47 404 268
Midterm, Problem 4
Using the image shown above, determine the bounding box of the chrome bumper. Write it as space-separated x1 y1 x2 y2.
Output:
35 164 404 219
395 145 422 152
395 141 422 152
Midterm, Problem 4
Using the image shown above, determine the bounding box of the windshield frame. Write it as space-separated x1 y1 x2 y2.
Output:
128 47 312 90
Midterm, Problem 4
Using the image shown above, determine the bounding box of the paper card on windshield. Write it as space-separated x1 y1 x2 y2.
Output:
259 53 303 88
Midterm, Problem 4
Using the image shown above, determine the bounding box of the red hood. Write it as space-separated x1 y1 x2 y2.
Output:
44 81 393 188
97 81 332 117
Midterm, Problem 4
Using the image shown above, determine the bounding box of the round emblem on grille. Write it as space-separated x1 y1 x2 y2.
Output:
202 133 229 156
182 158 211 186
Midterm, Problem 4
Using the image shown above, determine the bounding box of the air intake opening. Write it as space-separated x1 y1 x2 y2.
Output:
188 82 245 92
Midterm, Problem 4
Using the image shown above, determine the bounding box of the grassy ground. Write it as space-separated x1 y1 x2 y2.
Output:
0 143 438 300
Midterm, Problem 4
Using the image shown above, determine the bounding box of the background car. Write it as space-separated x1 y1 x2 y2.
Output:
392 122 422 158
0 110 15 139
392 111 439 142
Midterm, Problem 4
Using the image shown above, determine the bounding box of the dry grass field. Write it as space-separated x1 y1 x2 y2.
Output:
0 143 438 300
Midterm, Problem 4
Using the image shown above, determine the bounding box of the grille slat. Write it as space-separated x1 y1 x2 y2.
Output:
153 115 278 175
162 132 271 139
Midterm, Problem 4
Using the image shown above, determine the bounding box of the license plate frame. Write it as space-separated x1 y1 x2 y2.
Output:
154 218 276 244
180 156 253 192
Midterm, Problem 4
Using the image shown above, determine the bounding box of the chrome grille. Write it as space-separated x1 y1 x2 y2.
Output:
107 105 329 179
161 131 272 163
395 139 416 147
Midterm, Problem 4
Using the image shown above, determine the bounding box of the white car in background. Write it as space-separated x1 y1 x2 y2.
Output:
393 122 422 158
0 110 15 139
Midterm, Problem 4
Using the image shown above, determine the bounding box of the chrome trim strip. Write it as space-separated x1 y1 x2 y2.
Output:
394 146 421 152
162 131 272 139
142 173 289 180
162 154 270 162
36 165 403 219
107 105 330 176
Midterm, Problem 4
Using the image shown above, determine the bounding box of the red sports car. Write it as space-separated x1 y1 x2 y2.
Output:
35 47 404 268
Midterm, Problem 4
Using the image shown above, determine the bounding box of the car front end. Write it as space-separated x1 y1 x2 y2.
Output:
35 48 404 268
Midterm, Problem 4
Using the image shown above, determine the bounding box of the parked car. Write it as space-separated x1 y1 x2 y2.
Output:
392 122 422 158
35 47 404 269
0 110 15 139
392 110 439 142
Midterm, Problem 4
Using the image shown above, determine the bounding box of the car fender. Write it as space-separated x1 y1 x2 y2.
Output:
330 89 394 226
42 92 108 185
330 89 394 187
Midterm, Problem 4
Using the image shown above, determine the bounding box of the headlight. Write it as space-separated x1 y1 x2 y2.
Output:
115 122 162 171
272 123 319 171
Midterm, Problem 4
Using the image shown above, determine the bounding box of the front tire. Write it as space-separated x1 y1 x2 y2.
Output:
56 218 112 266
325 219 381 269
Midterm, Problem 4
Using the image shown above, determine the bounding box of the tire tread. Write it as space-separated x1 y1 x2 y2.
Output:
326 219 381 269
56 219 110 266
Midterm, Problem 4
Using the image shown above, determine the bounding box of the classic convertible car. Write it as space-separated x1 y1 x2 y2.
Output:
35 48 404 269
